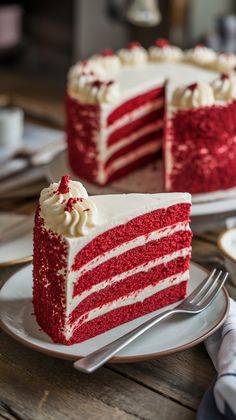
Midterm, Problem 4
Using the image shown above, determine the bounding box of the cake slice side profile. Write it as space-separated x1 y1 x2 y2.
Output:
33 175 192 344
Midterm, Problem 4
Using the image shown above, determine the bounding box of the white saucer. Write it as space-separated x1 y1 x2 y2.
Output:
0 262 229 363
0 232 32 267
46 151 236 218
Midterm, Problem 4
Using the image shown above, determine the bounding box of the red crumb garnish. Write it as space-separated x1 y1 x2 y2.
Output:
128 41 141 50
155 38 170 48
187 83 198 91
101 49 113 57
65 198 78 212
81 60 88 66
91 80 104 88
58 175 70 194
221 73 229 80
196 43 205 48
83 208 90 212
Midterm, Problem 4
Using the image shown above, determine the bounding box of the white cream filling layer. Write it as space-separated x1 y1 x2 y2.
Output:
68 247 191 314
65 270 189 339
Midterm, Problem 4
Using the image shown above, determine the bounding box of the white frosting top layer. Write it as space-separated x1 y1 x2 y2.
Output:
67 40 224 106
172 83 215 108
40 176 98 237
211 74 236 101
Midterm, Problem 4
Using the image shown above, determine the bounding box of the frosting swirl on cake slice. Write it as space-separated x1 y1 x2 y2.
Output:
40 175 98 237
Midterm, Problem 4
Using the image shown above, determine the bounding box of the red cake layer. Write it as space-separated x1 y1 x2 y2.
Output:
105 128 163 168
107 107 164 146
66 93 101 184
33 209 68 344
73 230 192 297
107 85 165 126
72 203 191 271
165 101 236 193
70 256 190 322
65 282 187 344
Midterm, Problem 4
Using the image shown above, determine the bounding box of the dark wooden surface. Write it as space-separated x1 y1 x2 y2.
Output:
0 75 230 419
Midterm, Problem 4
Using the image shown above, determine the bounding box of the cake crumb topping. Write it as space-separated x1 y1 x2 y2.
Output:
155 38 170 48
101 49 114 57
128 41 141 50
58 175 70 194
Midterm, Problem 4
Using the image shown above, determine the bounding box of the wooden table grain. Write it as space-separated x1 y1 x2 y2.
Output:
0 77 231 419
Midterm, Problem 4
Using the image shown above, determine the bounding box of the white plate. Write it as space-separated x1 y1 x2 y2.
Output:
0 262 229 362
46 151 236 218
0 218 33 268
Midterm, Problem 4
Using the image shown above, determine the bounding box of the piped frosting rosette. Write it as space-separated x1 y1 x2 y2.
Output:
211 73 236 101
215 53 236 74
40 175 98 237
149 38 183 62
67 50 120 104
185 44 217 68
172 83 215 108
118 42 148 65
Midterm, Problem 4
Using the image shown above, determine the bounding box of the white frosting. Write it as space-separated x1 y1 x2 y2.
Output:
89 53 121 72
172 83 215 108
211 75 236 101
185 46 217 67
68 61 104 80
66 270 189 338
149 45 183 62
118 45 148 65
40 179 98 237
215 53 236 73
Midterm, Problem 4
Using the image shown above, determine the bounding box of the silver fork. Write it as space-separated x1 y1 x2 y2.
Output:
74 268 228 373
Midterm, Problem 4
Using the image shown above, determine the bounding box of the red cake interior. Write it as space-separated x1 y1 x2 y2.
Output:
165 101 236 193
66 83 165 185
66 282 187 345
72 203 191 271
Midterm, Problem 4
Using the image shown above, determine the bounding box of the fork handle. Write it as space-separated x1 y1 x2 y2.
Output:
74 308 180 373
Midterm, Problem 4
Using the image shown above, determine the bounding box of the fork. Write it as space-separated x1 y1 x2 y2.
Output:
74 268 228 373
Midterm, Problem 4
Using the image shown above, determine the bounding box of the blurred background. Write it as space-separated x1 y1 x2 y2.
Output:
0 0 236 126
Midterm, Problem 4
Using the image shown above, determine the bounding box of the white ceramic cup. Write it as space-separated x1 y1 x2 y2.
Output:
0 107 24 148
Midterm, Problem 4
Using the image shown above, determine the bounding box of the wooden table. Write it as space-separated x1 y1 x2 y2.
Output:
0 76 231 419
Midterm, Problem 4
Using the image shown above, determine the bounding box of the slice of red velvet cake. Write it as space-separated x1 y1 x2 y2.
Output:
165 74 236 194
33 175 192 345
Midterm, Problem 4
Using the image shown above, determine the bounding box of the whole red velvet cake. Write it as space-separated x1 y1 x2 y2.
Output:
33 175 192 344
66 40 236 194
